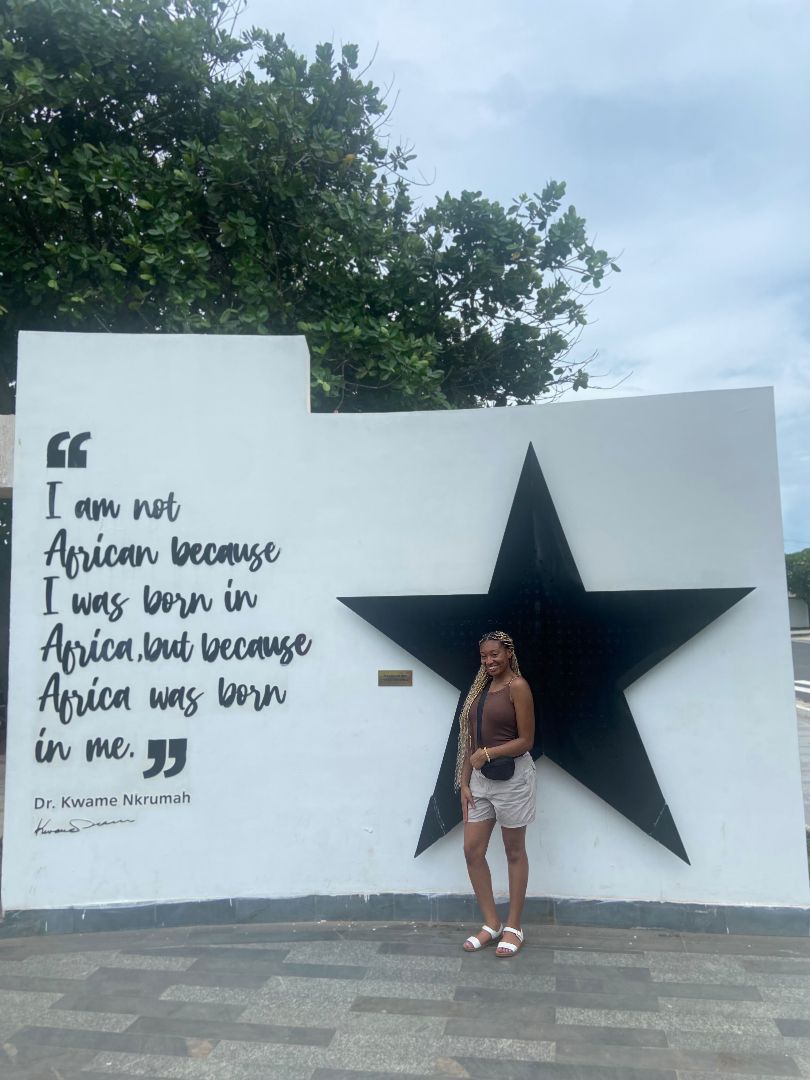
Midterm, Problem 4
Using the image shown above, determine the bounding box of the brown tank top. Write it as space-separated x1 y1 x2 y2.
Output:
471 680 518 750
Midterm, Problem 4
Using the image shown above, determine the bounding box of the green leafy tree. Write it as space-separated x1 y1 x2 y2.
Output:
786 548 810 609
0 0 618 412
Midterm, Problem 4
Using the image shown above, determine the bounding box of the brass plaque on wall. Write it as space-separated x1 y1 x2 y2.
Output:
378 669 413 687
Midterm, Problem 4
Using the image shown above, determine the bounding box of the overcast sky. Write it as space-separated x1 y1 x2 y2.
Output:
242 0 809 552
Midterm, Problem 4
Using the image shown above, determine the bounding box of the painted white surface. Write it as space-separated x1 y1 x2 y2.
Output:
1 332 807 911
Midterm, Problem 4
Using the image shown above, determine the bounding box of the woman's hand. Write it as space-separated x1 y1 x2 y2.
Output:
460 784 475 822
469 748 488 770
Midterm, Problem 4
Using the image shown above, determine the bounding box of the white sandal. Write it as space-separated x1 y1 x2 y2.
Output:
495 926 524 957
462 923 503 951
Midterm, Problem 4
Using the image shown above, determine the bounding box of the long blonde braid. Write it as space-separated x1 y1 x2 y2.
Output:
454 630 521 791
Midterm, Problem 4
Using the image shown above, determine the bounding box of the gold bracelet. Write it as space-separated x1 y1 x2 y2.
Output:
484 747 491 763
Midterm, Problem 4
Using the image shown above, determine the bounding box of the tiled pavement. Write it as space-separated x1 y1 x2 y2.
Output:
1 920 810 1079
2 692 810 1080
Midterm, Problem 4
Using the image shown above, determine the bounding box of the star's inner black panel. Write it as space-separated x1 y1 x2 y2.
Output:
339 443 752 863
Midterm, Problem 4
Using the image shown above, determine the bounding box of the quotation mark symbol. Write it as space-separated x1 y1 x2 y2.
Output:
143 738 187 779
47 431 91 468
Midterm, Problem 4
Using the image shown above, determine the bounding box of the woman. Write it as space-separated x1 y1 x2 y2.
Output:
456 630 536 957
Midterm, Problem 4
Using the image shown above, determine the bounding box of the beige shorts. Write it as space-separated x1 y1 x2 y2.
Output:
467 752 537 829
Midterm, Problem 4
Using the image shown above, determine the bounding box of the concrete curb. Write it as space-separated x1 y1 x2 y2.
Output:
2 893 809 939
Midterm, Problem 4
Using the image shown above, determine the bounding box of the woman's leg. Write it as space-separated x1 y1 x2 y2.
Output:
498 825 528 952
462 818 499 947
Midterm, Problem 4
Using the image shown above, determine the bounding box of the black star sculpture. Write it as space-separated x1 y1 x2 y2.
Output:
339 444 752 863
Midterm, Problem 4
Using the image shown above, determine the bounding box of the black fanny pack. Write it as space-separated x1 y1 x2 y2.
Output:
477 680 515 781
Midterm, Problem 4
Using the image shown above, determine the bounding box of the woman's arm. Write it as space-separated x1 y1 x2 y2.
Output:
461 748 473 789
460 743 475 821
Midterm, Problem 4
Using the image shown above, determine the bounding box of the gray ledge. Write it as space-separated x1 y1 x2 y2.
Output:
1 894 808 939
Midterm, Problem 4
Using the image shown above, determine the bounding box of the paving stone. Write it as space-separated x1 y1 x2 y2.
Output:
39 1009 137 1033
51 992 249 1022
351 994 483 1018
776 1019 810 1037
91 951 199 972
554 950 659 968
125 943 289 961
209 939 301 951
158 983 263 1005
278 940 383 964
210 1027 438 1073
445 1017 669 1046
455 984 661 1012
161 974 362 1018
651 980 763 1002
0 987 61 1010
555 962 652 981
233 1004 356 1028
360 964 466 989
665 1030 810 1055
655 996 810 1020
0 953 104 978
82 968 184 995
676 1074 803 1080
645 954 748 982
9 1024 219 1058
0 988 133 1038
741 959 810 975
0 1021 21 1043
461 952 556 976
363 951 463 974
555 1039 801 1076
203 944 298 960
85 1049 315 1078
554 1007 783 1036
38 1074 186 1080
738 972 810 989
187 952 367 981
555 972 656 994
455 969 557 991
1 1074 144 1080
302 1028 440 1073
357 977 457 1000
337 1011 452 1039
0 946 36 960
127 1013 334 1047
312 1072 442 1080
758 985 810 1005
348 994 553 1026
441 1059 678 1079
0 1040 99 1072
224 979 366 1027
2 920 810 1080
378 940 473 958
437 1034 556 1062
86 964 271 992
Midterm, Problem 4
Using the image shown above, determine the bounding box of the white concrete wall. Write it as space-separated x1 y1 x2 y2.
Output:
1 332 807 911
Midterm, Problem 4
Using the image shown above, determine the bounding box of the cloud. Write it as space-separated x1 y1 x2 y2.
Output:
242 0 810 550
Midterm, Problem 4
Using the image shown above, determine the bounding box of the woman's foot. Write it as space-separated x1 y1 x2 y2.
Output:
495 926 524 957
462 923 503 951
